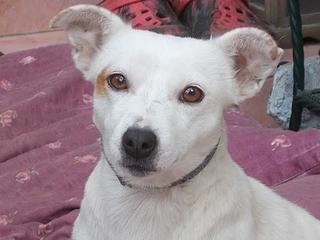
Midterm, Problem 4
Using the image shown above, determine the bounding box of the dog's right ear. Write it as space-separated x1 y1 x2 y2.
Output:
50 5 127 76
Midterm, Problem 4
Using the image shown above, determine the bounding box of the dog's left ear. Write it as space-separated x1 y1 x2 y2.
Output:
50 5 127 76
216 28 283 103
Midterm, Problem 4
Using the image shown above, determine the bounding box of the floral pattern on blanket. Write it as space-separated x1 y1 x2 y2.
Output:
0 110 18 128
0 211 17 226
47 140 62 149
271 135 292 151
0 79 13 91
15 168 39 184
74 154 98 164
19 56 36 65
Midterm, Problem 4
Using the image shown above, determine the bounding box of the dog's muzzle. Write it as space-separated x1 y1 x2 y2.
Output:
100 130 220 189
121 127 157 176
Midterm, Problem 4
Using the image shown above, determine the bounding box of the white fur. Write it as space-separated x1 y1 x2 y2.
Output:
51 5 320 240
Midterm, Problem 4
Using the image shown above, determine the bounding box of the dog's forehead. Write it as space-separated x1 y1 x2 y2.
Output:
98 30 225 75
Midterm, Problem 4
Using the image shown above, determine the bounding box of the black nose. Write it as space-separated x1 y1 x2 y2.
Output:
122 128 157 160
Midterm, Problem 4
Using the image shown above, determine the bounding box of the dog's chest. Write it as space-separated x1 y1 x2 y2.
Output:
76 161 213 240
99 189 190 240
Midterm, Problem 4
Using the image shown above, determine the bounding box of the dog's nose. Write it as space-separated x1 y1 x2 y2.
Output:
122 128 157 160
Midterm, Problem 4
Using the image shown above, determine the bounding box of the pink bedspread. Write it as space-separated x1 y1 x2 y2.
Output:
0 45 319 239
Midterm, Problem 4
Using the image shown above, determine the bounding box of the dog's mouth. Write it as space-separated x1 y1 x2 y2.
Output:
122 163 156 177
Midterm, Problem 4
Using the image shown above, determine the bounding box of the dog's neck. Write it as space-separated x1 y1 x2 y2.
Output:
100 126 236 198
176 130 235 196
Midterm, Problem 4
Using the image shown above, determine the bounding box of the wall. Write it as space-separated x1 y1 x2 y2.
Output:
0 0 101 37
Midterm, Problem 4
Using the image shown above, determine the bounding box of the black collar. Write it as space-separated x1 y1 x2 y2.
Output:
99 135 220 189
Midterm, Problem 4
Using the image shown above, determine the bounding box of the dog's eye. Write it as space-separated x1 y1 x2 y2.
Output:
180 86 204 103
108 74 128 91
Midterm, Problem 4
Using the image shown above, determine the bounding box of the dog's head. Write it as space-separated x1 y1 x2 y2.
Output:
51 5 283 188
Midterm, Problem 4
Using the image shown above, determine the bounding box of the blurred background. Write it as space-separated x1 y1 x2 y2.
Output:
0 0 101 53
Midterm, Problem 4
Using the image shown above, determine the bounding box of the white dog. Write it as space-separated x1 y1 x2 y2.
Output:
51 5 320 240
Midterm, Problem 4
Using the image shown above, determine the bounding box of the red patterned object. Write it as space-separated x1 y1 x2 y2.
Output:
99 0 189 36
177 0 261 38
211 0 259 34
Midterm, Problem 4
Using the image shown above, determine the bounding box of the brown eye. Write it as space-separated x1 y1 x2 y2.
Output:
180 85 204 103
108 73 128 91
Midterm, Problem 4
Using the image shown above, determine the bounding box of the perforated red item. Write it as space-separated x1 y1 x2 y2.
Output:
176 0 260 38
99 0 189 36
99 0 260 37
211 0 257 34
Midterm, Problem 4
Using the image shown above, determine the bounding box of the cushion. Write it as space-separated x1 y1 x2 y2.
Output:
226 108 320 186
274 174 320 219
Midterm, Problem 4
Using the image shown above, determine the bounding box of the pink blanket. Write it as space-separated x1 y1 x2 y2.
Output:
0 45 319 239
